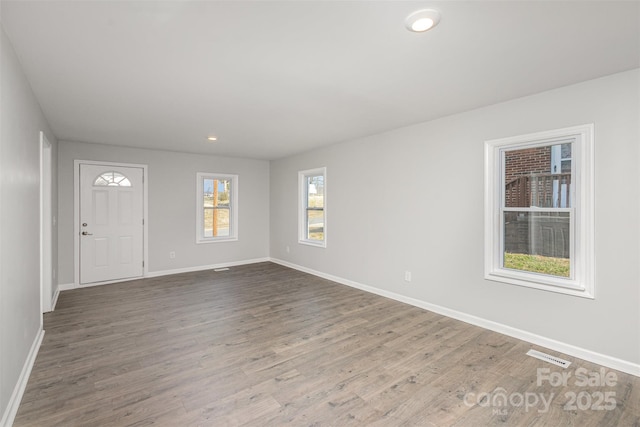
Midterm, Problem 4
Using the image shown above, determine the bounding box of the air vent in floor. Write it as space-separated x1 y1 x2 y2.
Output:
526 349 571 368
214 267 230 272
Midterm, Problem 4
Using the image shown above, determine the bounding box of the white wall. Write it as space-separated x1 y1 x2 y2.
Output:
270 69 640 367
0 25 58 423
57 141 270 285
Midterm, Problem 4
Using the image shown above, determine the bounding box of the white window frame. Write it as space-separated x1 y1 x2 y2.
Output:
196 172 238 244
484 124 594 298
298 167 327 248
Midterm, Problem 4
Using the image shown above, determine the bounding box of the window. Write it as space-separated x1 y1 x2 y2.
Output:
196 173 238 243
94 171 131 187
484 124 594 298
298 167 326 247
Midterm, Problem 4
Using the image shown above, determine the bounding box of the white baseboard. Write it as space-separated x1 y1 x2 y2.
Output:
145 257 271 278
270 258 640 378
50 286 61 311
0 328 45 427
57 258 271 291
57 283 75 292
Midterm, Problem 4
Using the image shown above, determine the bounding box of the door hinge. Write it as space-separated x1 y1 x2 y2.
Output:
142 261 144 267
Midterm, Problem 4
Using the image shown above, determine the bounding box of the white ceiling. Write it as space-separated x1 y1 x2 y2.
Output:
2 1 639 160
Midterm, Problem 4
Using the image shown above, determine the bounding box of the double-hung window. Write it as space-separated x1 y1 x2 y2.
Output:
298 167 326 247
196 173 238 243
484 124 594 298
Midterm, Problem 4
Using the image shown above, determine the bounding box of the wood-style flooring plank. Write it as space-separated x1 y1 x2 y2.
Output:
13 262 640 426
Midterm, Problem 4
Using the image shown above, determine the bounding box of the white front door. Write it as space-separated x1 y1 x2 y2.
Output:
80 164 144 284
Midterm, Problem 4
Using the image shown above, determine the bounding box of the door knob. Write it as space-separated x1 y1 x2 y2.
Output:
82 231 93 236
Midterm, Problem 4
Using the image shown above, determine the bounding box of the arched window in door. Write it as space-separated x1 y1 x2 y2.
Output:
94 171 132 187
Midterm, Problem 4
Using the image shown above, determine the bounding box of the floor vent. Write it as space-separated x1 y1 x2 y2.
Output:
214 268 230 272
526 349 571 368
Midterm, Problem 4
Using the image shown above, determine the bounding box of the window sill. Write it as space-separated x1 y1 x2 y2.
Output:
485 269 593 299
196 237 238 244
298 239 326 248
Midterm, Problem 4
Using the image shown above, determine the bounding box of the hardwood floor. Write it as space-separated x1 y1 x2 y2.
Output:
14 262 640 426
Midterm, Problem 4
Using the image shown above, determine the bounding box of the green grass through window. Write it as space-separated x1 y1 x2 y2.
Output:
504 253 570 277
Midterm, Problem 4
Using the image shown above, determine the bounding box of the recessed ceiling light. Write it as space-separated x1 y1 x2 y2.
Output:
207 136 218 142
405 9 441 32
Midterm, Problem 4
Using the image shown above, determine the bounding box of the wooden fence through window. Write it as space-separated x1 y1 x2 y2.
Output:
505 173 571 208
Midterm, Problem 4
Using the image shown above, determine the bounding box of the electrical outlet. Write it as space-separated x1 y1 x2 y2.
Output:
404 271 412 282
286 246 290 253
169 251 176 259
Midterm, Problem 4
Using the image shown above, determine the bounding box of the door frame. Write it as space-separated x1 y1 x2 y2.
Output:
74 160 149 287
40 132 53 313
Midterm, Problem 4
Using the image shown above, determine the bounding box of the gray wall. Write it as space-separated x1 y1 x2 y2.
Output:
0 25 58 421
270 69 640 365
57 141 270 284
